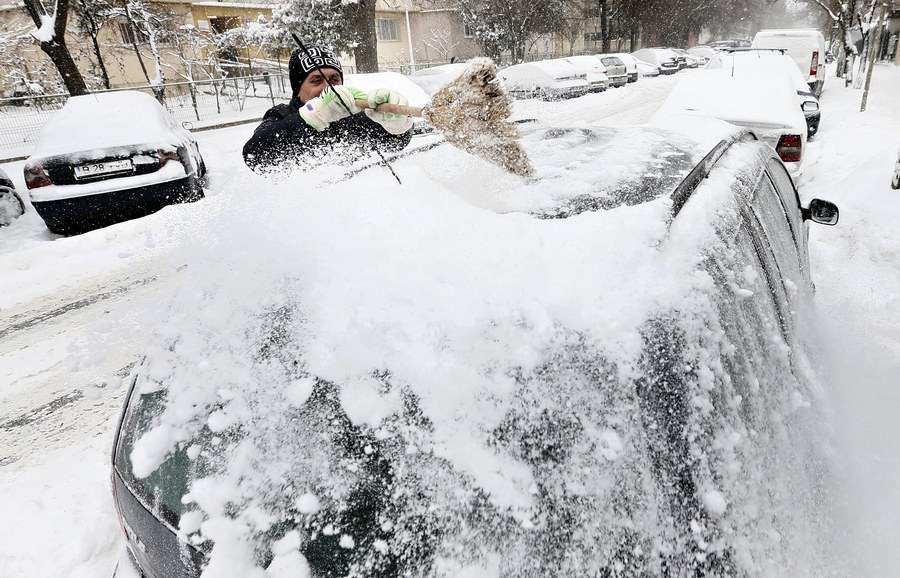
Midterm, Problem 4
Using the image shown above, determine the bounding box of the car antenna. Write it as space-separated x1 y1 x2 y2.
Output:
291 33 402 185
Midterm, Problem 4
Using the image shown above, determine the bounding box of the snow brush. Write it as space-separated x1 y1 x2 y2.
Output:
290 34 534 178
352 58 535 178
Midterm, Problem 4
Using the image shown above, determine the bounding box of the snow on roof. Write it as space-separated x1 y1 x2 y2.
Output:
655 69 805 131
501 60 579 81
30 91 180 159
708 51 811 94
564 55 605 70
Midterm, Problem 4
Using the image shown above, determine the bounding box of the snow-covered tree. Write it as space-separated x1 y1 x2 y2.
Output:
449 0 566 63
71 0 117 89
0 23 50 96
121 0 169 94
21 0 89 95
265 0 379 72
798 0 874 80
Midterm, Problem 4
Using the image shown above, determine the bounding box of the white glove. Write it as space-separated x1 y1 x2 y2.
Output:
299 86 366 132
364 88 414 135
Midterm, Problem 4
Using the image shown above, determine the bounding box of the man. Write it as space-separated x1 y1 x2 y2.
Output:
243 45 414 173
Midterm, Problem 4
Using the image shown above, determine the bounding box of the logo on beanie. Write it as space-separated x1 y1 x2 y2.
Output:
299 46 342 76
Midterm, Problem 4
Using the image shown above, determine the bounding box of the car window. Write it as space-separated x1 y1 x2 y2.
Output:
705 224 793 398
765 158 805 249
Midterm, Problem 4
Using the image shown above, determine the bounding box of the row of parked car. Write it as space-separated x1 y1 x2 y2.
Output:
406 30 826 180
0 29 891 238
656 29 831 178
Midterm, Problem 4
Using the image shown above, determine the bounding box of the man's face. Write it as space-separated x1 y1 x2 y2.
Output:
298 68 342 103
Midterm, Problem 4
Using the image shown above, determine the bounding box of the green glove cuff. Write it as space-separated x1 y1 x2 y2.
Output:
321 86 366 106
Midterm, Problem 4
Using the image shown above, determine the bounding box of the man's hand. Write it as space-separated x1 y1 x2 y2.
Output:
299 86 367 132
364 88 414 135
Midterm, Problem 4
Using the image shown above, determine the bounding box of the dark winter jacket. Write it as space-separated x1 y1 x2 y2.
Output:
242 96 412 173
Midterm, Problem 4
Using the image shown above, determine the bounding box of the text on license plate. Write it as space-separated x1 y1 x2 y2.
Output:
74 159 133 179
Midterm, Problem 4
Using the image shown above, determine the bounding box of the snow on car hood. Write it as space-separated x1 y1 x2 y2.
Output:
30 91 182 158
128 123 769 575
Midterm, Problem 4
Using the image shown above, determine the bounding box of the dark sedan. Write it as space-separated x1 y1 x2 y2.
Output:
24 91 207 236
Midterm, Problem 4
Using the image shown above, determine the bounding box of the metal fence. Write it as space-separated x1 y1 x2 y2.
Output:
0 73 294 156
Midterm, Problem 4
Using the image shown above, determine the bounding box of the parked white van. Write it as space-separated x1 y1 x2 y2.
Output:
751 29 826 97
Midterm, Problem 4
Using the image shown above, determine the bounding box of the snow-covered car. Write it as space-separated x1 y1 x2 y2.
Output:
24 91 207 236
670 48 699 68
706 49 822 137
686 45 717 65
635 59 661 78
0 166 25 227
631 47 680 74
892 146 900 189
561 55 610 92
595 54 629 87
654 69 809 176
406 63 469 96
499 60 590 100
707 39 752 51
610 52 640 82
111 120 839 578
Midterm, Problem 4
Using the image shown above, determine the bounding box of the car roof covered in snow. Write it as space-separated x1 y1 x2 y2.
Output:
655 69 804 131
501 60 580 81
706 50 812 94
30 91 180 158
564 55 606 70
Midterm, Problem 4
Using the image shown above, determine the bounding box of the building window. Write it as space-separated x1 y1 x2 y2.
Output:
119 21 145 45
463 21 475 38
584 32 602 42
209 16 241 34
377 18 398 41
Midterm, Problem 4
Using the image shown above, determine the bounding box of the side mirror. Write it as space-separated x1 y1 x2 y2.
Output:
802 198 839 225
181 121 194 131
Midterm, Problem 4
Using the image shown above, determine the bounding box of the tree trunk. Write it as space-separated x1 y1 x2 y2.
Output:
79 0 110 89
600 0 610 53
349 0 378 72
89 33 111 89
121 0 151 84
23 0 88 95
42 39 89 95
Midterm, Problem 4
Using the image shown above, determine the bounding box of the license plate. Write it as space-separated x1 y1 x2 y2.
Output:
74 159 133 179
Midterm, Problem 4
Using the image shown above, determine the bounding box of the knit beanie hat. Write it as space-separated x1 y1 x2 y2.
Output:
289 45 343 94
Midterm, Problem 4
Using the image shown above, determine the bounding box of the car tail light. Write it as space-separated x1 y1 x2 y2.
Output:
156 148 181 168
24 163 51 189
810 51 819 76
776 134 803 163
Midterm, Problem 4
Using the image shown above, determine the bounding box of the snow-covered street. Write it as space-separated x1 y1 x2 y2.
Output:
1 64 899 576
